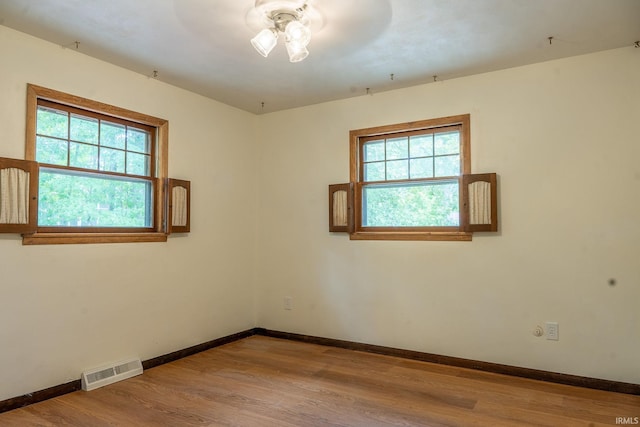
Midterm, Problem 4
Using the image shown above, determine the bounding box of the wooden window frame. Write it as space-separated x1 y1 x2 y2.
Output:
23 84 169 245
349 114 472 241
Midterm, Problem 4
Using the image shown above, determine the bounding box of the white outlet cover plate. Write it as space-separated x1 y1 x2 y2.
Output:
546 322 559 341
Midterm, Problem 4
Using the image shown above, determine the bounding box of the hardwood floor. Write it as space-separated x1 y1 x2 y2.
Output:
1 336 638 426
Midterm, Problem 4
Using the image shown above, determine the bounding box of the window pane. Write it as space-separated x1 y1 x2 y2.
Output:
70 114 98 144
36 136 68 165
99 147 125 173
386 137 408 160
127 152 150 176
434 154 460 177
434 131 459 155
409 158 433 179
36 107 68 139
100 122 126 149
363 181 459 227
127 128 150 154
386 159 408 180
364 161 385 182
363 140 384 162
38 169 152 227
410 135 433 157
70 142 98 170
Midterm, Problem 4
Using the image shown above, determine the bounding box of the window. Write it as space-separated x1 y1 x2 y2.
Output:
330 114 497 241
359 126 464 228
35 100 155 229
0 85 189 243
20 84 170 244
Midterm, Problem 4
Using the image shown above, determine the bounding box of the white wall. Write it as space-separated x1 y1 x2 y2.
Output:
254 46 640 384
0 26 258 401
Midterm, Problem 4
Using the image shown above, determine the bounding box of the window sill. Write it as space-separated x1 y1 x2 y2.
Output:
349 231 472 241
22 232 168 245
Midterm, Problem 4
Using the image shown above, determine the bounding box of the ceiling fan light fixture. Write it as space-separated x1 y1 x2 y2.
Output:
251 28 278 57
249 0 315 62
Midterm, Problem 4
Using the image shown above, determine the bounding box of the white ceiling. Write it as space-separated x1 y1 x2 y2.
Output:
1 0 638 114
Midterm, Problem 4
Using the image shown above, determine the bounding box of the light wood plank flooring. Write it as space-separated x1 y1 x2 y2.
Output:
1 336 638 426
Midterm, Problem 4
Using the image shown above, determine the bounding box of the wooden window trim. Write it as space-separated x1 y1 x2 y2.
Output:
23 84 169 245
22 232 167 245
349 114 472 241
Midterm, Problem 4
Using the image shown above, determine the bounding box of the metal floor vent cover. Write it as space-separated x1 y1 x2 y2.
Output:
81 358 143 391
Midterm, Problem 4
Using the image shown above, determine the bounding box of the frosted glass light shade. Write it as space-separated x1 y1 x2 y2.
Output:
285 40 309 62
284 20 311 47
251 28 278 57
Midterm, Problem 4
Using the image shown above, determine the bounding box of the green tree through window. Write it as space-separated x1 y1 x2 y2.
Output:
34 99 155 229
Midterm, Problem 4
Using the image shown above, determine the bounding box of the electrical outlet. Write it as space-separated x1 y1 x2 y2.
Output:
284 296 293 311
546 322 559 341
